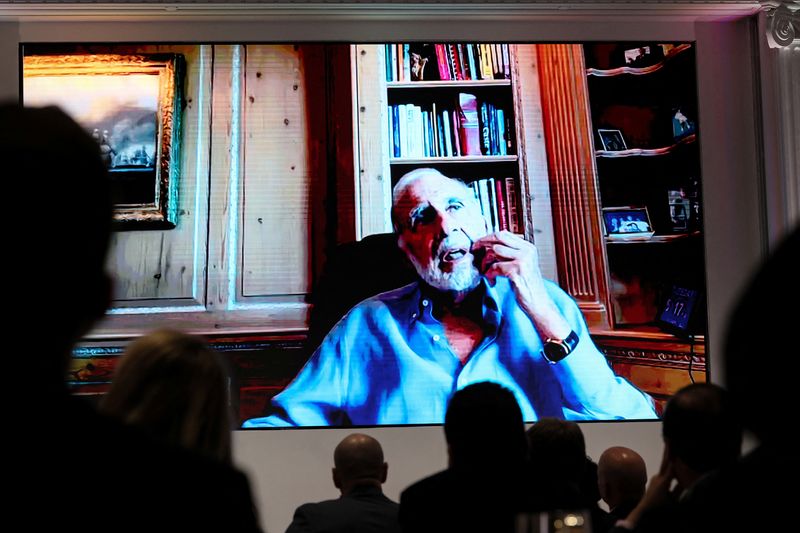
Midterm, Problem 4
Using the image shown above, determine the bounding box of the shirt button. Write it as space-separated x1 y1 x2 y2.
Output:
433 335 440 342
422 299 429 307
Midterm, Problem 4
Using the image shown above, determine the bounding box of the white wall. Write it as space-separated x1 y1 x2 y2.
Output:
0 8 770 532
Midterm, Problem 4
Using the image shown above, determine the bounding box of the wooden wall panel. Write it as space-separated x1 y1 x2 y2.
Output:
353 44 393 238
513 44 558 282
206 45 242 311
241 44 323 297
535 44 611 328
107 44 211 306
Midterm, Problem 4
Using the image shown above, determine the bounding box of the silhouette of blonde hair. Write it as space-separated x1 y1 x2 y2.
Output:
101 329 232 462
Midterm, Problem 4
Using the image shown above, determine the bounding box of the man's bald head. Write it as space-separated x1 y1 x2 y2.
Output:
597 446 647 510
332 433 388 494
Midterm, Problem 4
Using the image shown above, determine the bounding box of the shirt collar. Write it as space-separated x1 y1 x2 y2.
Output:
409 278 502 334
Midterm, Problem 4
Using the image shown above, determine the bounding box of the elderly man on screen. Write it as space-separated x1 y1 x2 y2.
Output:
244 168 656 427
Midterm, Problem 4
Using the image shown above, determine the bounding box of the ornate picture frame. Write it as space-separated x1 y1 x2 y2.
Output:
23 53 185 229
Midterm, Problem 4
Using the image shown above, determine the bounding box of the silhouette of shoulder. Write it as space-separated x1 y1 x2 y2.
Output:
17 396 261 533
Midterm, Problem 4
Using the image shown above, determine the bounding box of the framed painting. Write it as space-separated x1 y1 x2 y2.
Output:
23 53 185 229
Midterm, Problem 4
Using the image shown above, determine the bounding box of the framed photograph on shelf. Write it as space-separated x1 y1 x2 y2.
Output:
624 45 652 65
602 206 655 240
671 107 696 141
597 129 627 151
22 53 185 229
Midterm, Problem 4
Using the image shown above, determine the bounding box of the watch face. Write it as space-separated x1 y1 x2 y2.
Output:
543 341 568 363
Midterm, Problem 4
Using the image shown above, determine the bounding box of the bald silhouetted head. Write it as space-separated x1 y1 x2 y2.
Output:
332 433 388 495
597 446 647 511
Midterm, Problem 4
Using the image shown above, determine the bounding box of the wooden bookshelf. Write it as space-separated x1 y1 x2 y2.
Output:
585 42 706 335
353 42 557 270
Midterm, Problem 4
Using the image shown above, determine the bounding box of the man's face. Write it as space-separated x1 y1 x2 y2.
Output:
394 172 488 293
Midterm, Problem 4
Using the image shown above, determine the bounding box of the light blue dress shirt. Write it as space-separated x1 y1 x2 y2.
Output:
243 277 657 427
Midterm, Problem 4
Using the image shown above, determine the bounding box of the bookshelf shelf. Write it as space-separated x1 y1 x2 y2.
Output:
390 155 519 165
596 134 696 158
586 43 692 77
605 232 700 244
387 80 512 89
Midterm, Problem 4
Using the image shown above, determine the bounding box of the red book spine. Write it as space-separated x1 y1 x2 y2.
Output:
457 93 481 156
449 44 463 81
435 44 451 80
495 179 508 231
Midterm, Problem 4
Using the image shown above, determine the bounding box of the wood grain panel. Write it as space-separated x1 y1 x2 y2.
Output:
354 44 393 238
536 44 610 328
512 44 558 282
107 45 210 305
241 44 317 297
206 45 243 311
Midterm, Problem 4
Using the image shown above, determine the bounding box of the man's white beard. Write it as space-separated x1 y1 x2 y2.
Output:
407 252 481 294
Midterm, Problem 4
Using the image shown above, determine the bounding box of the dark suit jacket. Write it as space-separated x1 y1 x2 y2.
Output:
13 393 262 533
286 485 400 533
399 465 585 533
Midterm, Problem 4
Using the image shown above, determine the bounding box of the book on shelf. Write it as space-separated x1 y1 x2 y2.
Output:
494 179 508 231
497 108 507 156
467 177 519 234
487 177 500 232
397 44 404 82
385 43 511 82
504 177 520 234
387 93 513 158
402 44 410 81
480 44 493 79
480 101 491 156
458 93 481 156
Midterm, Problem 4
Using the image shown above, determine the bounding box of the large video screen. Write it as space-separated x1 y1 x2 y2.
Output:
23 42 707 428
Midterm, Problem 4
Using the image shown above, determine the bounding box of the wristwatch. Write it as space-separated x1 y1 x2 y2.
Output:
542 330 579 364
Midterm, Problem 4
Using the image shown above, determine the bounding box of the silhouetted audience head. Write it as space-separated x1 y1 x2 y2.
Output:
662 383 741 479
332 433 388 495
526 418 586 484
444 382 527 471
2 104 112 389
725 227 799 445
101 329 233 462
597 446 647 511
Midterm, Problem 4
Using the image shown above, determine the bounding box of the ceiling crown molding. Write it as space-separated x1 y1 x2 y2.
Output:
762 1 800 47
0 1 765 22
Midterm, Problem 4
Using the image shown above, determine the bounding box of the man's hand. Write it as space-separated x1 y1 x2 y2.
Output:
472 231 571 340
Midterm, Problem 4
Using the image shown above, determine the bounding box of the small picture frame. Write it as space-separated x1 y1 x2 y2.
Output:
598 129 627 152
667 189 691 232
602 206 654 240
624 46 652 65
672 107 696 141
